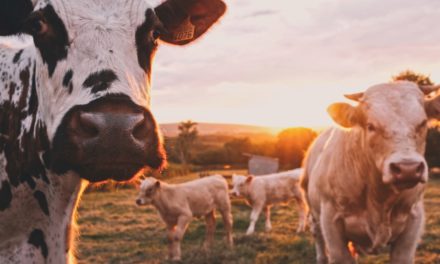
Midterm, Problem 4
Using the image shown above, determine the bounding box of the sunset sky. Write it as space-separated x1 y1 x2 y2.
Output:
152 0 440 128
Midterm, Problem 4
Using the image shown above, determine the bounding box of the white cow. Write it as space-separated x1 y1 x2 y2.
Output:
136 175 233 261
301 81 440 264
231 169 307 235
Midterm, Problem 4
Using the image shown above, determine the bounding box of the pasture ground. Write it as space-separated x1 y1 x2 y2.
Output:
76 174 440 264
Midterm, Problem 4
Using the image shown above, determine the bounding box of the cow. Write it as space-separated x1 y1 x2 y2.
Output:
135 175 234 261
301 81 440 264
0 0 226 263
231 169 307 235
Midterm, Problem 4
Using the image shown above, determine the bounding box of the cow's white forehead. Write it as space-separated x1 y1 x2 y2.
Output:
35 0 154 20
362 82 426 125
140 178 157 190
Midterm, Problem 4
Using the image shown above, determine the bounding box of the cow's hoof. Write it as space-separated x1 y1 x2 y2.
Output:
245 230 254 236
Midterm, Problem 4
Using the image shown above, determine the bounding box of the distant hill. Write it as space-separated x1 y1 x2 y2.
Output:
159 122 280 137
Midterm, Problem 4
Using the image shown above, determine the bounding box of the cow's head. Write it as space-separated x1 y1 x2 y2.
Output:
328 81 440 190
231 174 252 197
135 177 160 205
0 0 226 182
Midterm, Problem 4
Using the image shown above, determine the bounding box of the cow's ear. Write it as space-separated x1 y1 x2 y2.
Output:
425 93 440 119
327 103 362 128
154 181 161 189
155 0 226 45
0 0 34 36
245 175 253 183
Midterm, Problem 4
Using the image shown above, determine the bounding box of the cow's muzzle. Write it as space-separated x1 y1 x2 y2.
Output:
389 161 425 189
50 95 166 182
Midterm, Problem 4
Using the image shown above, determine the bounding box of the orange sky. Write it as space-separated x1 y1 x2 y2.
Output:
150 0 440 128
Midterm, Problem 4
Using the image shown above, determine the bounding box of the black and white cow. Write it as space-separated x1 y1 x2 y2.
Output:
0 0 226 262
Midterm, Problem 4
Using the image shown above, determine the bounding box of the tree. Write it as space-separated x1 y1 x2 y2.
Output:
276 127 317 170
426 125 440 168
224 137 252 164
392 69 433 86
176 120 198 165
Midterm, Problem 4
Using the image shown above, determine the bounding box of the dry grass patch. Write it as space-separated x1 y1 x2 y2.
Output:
77 177 440 264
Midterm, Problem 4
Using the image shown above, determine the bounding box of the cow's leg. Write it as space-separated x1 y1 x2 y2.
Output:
219 202 234 247
246 203 264 235
293 186 308 233
167 216 191 261
390 202 424 264
264 206 272 232
320 202 354 264
203 210 216 250
311 215 328 264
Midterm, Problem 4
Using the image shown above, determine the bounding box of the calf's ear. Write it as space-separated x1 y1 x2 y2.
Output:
154 181 161 189
425 93 440 119
155 0 226 45
245 175 253 183
0 0 34 36
327 103 362 128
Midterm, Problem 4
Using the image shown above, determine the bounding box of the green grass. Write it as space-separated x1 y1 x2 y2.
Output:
76 176 440 264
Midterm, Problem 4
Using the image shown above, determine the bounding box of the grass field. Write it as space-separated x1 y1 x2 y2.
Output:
76 174 440 264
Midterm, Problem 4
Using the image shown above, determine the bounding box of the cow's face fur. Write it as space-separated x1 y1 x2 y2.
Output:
136 178 160 205
328 81 440 189
1 0 226 182
231 174 252 197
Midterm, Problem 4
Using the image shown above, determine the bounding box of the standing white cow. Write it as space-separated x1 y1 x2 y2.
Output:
301 81 440 264
231 169 307 235
136 175 233 261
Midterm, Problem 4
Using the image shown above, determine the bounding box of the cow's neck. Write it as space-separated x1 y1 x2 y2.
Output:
339 128 424 250
0 44 86 262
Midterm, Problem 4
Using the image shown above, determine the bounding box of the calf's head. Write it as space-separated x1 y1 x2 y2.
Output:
136 178 160 205
328 82 440 189
1 0 226 182
231 174 253 197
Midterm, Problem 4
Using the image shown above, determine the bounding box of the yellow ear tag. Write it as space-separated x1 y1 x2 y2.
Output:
173 17 195 42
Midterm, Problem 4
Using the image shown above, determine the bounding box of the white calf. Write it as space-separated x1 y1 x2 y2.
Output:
231 169 307 235
136 175 233 261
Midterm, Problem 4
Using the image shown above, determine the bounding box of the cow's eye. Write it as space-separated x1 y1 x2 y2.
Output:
366 123 376 132
23 15 48 36
152 29 161 40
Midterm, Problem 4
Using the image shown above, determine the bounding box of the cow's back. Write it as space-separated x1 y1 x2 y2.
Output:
251 173 300 205
300 128 335 196
180 175 229 217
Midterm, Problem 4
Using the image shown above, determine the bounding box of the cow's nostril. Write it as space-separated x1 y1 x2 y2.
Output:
71 111 100 139
416 163 424 175
132 116 149 141
390 163 401 175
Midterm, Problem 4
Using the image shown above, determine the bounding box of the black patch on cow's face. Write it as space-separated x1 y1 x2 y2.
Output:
135 9 162 74
22 5 69 77
82 70 118 94
0 181 12 211
28 229 48 259
33 190 49 216
62 69 73 94
13 49 24 63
